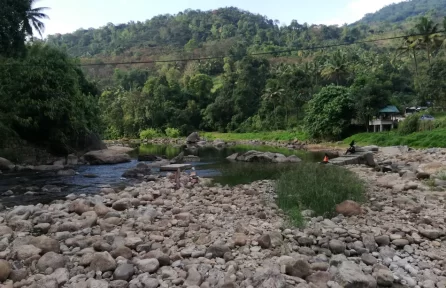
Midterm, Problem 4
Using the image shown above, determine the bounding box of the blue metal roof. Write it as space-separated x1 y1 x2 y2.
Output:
379 105 400 113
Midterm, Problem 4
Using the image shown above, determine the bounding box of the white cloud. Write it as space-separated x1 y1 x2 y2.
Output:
324 0 405 25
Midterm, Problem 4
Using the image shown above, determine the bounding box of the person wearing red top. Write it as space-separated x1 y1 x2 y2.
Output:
322 153 329 164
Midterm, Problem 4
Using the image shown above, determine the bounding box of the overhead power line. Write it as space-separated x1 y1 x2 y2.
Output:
77 30 446 66
1 30 445 67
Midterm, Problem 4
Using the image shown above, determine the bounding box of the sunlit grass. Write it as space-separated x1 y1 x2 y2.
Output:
276 163 365 227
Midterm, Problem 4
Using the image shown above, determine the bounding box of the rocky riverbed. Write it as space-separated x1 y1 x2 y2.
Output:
0 146 445 288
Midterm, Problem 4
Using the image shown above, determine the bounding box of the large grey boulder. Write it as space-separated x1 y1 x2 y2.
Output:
0 157 13 170
227 150 301 163
334 261 377 288
83 149 131 165
186 132 200 144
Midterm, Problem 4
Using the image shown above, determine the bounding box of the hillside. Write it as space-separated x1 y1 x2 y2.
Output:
42 5 446 141
358 0 446 24
47 7 370 60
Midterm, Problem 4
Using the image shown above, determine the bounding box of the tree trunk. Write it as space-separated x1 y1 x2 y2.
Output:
413 50 419 77
427 45 431 66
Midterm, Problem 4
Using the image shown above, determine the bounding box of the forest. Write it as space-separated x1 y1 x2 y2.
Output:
2 0 446 153
0 0 101 154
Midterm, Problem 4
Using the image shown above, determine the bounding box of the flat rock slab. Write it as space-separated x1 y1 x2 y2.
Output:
160 164 192 171
329 152 375 167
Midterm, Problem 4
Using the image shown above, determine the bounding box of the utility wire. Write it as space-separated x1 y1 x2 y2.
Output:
2 30 445 67
75 30 446 66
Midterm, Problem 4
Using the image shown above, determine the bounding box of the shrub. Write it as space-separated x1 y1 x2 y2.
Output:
139 128 159 140
304 85 354 140
276 163 365 226
165 127 180 138
398 113 419 135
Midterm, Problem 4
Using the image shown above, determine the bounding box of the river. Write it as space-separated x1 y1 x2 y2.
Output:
0 144 324 207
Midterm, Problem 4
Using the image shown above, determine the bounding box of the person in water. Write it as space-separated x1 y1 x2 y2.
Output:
322 153 329 164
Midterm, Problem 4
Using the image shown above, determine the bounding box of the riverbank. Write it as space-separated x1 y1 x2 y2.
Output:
0 146 445 287
345 129 446 148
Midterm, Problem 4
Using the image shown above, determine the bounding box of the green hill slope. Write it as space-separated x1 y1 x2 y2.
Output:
357 0 446 24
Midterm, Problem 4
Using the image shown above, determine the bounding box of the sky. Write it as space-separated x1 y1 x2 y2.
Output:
38 0 404 37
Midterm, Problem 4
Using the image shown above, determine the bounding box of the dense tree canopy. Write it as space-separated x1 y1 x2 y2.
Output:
4 2 446 152
0 0 100 154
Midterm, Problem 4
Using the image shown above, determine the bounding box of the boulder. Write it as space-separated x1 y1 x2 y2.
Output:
122 163 151 179
16 245 41 260
56 169 76 176
206 245 231 258
285 259 311 278
186 132 200 144
112 198 132 211
136 258 159 273
90 252 117 272
30 236 60 254
83 149 131 165
137 154 159 162
335 261 377 288
0 260 11 281
329 240 346 254
230 150 301 163
113 263 134 281
0 157 13 170
417 162 446 175
375 269 394 287
335 200 362 216
37 252 66 272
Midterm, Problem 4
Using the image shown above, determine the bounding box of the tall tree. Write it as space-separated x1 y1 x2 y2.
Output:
0 0 29 56
414 16 441 65
23 0 49 39
321 50 349 85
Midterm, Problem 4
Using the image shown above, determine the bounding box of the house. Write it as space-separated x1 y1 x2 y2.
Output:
405 106 428 115
369 105 400 132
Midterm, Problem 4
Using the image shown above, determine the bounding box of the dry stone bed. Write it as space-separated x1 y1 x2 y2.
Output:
0 146 444 288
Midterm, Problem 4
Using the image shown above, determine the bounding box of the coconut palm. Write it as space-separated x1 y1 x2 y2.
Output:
321 50 349 85
396 36 421 77
414 17 442 65
23 0 50 39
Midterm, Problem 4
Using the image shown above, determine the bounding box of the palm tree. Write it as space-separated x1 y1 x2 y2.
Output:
396 36 421 77
262 88 284 129
414 17 442 65
23 0 50 39
321 50 349 85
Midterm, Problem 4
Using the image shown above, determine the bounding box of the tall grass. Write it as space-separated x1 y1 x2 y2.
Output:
276 163 365 226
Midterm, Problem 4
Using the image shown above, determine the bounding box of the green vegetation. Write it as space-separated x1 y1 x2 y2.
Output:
276 163 366 226
359 0 445 24
139 128 160 140
165 128 181 138
305 85 354 140
345 111 446 148
4 1 446 156
0 0 100 155
202 130 308 141
345 129 446 148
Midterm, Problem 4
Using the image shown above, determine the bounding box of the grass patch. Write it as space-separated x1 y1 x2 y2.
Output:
344 129 446 148
276 163 365 227
202 130 309 142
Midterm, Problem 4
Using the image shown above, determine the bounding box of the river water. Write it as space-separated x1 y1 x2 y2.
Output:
0 144 324 207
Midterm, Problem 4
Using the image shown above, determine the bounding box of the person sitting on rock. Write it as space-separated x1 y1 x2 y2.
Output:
345 140 356 155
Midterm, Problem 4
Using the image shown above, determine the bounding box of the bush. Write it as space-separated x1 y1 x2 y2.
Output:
398 113 420 135
276 163 365 226
139 128 159 140
165 127 180 138
304 85 354 140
